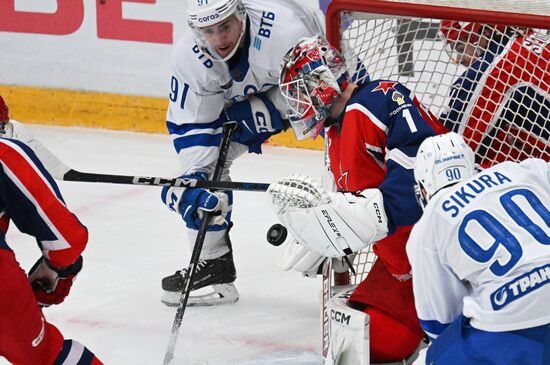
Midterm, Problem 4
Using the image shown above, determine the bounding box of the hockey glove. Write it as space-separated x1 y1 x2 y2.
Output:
28 256 83 307
223 93 285 153
161 172 229 230
268 174 389 257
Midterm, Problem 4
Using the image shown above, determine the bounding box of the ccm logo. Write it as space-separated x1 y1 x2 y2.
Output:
198 14 220 22
331 309 351 325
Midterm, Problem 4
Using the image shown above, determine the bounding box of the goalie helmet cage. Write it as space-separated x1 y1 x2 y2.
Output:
327 0 550 286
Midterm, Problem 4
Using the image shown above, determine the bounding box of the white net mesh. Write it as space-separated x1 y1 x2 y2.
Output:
341 15 550 166
329 1 550 283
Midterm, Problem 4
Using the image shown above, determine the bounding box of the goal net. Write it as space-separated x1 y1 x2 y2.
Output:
327 0 550 285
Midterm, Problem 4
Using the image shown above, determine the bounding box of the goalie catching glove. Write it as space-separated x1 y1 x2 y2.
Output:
268 174 389 257
161 172 229 231
28 256 83 307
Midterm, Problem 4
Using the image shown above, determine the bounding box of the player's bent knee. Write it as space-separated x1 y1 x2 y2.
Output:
366 306 424 364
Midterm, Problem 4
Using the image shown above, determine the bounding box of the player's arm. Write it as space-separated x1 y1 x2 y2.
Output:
0 139 87 266
406 220 467 341
0 138 87 306
376 84 446 233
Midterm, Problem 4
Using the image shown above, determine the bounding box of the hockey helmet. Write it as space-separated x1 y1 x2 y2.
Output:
186 0 246 61
0 95 9 123
279 36 348 140
414 132 476 208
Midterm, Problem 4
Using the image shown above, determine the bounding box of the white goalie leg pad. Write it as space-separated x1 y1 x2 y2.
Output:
278 238 326 277
281 189 389 257
325 291 370 365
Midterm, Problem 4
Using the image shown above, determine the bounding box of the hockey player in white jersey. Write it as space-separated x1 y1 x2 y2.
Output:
408 132 550 365
159 0 325 306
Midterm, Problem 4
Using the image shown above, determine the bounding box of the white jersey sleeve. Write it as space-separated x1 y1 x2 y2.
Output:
407 158 550 338
166 0 325 175
406 218 468 340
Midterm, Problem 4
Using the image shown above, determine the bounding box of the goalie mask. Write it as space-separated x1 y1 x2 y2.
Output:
186 0 246 61
279 36 349 140
414 132 476 208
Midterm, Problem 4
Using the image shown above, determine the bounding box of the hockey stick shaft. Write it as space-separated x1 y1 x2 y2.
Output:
11 121 269 192
63 170 270 192
163 122 237 365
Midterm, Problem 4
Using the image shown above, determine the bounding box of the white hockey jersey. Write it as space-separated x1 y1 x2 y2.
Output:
407 158 550 339
166 0 325 174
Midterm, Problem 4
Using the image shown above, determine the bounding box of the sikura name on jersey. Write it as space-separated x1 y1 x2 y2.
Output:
441 171 513 218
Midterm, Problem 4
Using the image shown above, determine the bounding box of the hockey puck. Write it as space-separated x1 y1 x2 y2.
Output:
267 223 287 246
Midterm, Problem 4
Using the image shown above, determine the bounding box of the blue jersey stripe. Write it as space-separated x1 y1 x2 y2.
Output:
78 346 95 364
420 318 449 339
166 119 223 136
173 133 223 153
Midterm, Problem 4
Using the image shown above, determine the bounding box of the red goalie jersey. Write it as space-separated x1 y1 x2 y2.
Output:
325 80 447 362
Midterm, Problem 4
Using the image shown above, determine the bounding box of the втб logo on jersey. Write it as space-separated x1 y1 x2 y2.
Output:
490 263 550 310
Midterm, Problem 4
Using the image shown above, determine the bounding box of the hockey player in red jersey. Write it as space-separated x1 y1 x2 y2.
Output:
439 22 550 166
0 96 103 365
272 37 447 363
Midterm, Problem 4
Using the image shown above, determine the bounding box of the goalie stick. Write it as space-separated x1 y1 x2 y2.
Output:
8 121 269 192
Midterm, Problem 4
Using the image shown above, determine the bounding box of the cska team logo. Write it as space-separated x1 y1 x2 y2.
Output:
372 81 397 95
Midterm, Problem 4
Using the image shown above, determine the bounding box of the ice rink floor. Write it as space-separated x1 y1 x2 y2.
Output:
2 125 328 365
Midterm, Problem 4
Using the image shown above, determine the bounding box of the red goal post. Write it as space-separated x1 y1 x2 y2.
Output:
325 0 550 285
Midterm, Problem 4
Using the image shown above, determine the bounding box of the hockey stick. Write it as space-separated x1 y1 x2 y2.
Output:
10 121 269 192
163 122 237 365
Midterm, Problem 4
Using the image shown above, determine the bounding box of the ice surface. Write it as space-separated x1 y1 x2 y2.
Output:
2 125 326 365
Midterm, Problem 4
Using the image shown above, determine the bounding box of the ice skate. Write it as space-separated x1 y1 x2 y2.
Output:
161 251 238 307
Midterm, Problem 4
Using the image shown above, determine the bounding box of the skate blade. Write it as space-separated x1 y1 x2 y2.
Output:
161 283 239 307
